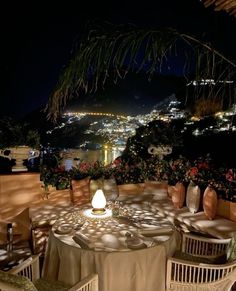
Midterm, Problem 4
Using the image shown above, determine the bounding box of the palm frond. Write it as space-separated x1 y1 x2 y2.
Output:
46 24 236 121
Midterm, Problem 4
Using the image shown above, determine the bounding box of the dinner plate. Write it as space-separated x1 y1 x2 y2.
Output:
126 237 147 250
55 223 74 235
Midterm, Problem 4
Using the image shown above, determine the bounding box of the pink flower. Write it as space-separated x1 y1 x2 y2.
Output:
198 162 209 169
113 158 121 166
190 167 198 176
226 169 233 182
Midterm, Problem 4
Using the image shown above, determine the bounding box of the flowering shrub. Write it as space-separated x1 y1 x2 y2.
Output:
40 164 70 190
40 153 236 200
168 156 190 185
72 160 104 180
224 169 236 199
112 158 146 184
213 167 236 200
184 155 215 186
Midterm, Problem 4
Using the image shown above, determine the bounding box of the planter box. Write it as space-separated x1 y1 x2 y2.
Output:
118 183 145 196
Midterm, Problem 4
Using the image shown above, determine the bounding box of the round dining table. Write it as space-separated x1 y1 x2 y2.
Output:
42 201 180 291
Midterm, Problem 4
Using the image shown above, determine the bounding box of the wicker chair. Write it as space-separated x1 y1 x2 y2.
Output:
181 233 231 259
166 233 236 291
0 255 99 291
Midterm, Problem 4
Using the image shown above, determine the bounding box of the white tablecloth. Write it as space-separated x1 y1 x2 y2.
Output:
42 203 180 291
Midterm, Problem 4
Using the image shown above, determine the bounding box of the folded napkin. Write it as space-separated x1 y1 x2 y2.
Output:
73 232 94 249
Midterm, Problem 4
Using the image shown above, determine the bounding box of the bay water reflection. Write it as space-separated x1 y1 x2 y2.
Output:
61 145 125 169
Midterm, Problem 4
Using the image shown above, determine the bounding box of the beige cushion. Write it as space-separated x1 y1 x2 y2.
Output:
174 250 226 264
34 278 71 291
186 182 201 214
171 182 186 209
70 177 90 205
180 212 236 239
203 186 218 220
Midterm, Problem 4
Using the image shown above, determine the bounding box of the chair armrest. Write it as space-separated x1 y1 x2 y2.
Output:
182 232 231 257
69 273 99 291
7 255 40 282
166 256 236 287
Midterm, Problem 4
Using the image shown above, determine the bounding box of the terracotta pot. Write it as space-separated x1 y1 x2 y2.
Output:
171 182 186 209
203 186 218 220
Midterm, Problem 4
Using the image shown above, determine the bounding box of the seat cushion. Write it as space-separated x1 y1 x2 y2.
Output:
173 250 227 264
179 212 236 239
34 278 71 291
0 270 37 291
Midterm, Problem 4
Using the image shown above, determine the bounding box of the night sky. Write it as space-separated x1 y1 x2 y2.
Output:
1 0 236 119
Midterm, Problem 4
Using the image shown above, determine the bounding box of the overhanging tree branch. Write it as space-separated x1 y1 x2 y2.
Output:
46 25 236 121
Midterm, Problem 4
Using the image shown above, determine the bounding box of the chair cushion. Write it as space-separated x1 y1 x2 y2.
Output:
173 250 227 264
34 278 71 291
0 270 37 291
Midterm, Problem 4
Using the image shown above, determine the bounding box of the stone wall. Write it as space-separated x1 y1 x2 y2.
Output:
0 173 71 220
